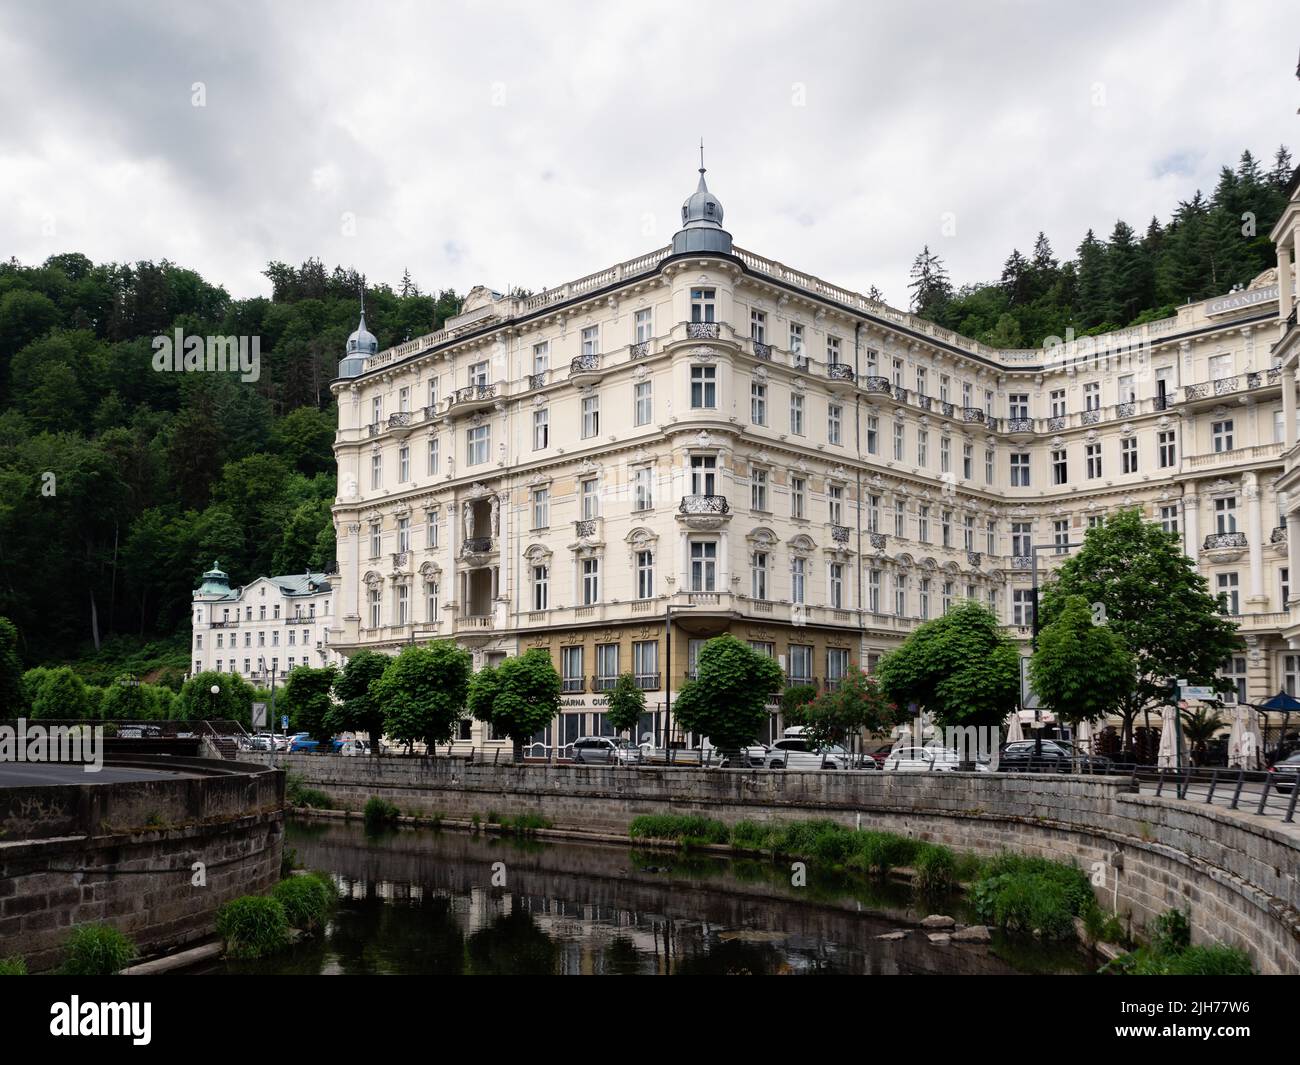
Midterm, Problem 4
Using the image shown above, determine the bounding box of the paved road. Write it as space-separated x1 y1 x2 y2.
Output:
0 762 195 786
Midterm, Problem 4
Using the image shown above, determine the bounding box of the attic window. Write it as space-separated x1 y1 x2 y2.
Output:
706 203 714 216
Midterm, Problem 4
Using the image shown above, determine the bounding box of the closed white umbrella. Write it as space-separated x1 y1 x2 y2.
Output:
1245 706 1264 771
1157 704 1184 768
1227 704 1250 769
1004 710 1024 744
1075 718 1094 750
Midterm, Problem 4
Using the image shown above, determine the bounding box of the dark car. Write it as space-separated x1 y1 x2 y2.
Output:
1269 752 1300 791
997 739 1112 773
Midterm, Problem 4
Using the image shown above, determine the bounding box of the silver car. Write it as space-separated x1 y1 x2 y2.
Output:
882 746 990 772
765 737 849 770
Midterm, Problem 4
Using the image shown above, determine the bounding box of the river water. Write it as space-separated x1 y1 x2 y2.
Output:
192 820 1093 975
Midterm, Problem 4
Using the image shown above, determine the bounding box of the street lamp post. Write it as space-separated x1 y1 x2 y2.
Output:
209 683 220 721
662 602 697 755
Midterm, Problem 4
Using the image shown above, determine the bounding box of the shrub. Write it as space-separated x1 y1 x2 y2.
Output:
628 814 729 846
363 797 400 833
913 844 956 896
272 873 336 931
506 813 551 835
1160 945 1253 975
215 896 291 959
0 955 27 975
970 854 1093 940
280 846 299 878
285 773 333 809
728 820 773 850
1150 908 1191 956
60 924 136 975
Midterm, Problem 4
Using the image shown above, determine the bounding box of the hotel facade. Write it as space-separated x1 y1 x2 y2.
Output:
328 167 1300 751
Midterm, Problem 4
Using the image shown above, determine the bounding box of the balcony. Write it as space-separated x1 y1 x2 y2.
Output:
686 322 720 340
967 551 982 568
828 363 855 383
562 677 586 694
451 383 497 410
591 675 618 693
1183 371 1281 408
460 536 495 557
752 340 773 360
573 518 598 538
892 386 909 403
678 494 729 515
630 341 650 359
367 422 380 438
939 401 955 418
868 532 888 550
1271 525 1287 544
830 524 851 544
1011 555 1034 570
569 353 601 381
1081 408 1101 425
917 395 932 411
961 407 985 425
634 672 661 691
1046 416 1066 432
1004 417 1034 435
863 375 892 395
1185 441 1284 469
387 411 413 435
391 551 410 571
423 404 440 422
527 372 547 390
1203 532 1248 550
1116 402 1136 418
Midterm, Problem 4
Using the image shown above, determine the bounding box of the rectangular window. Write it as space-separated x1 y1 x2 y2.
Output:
1053 519 1069 555
469 360 488 387
562 646 584 692
868 494 880 534
751 380 767 425
917 429 929 467
398 386 410 413
634 381 652 426
827 648 849 688
690 288 715 323
368 588 381 629
1084 382 1100 411
396 584 410 626
633 467 653 511
532 487 549 529
828 484 844 526
791 557 806 604
1010 452 1030 487
371 453 382 490
398 445 409 482
866 414 879 455
789 323 805 359
828 403 842 445
868 569 881 613
426 508 439 548
1212 419 1234 453
941 509 952 548
1215 496 1237 534
1120 436 1137 474
751 551 769 600
581 325 599 357
1012 588 1034 626
940 436 951 474
581 477 600 520
636 550 655 599
1052 448 1067 485
397 515 410 553
894 574 907 617
634 308 653 343
1011 522 1031 557
533 408 549 450
1159 505 1179 537
370 522 381 558
581 395 600 438
1086 442 1102 479
751 468 768 512
1008 393 1029 420
596 644 619 687
633 641 658 688
829 563 844 608
918 505 931 543
690 455 716 495
791 477 806 519
467 425 489 465
691 364 717 408
532 341 549 374
826 336 841 366
582 558 600 605
1217 572 1240 615
428 377 439 409
427 436 440 476
985 449 994 484
790 393 805 435
894 422 905 462
750 309 766 341
1158 430 1176 468
690 540 717 591
788 645 813 684
1050 389 1066 418
916 367 928 396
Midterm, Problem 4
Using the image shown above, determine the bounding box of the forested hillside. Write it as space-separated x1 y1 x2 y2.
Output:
907 147 1295 346
0 255 460 678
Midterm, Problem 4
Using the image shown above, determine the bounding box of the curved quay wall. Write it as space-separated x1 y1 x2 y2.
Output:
0 757 284 972
262 753 1300 974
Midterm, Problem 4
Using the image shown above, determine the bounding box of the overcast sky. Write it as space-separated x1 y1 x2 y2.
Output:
1 0 1297 311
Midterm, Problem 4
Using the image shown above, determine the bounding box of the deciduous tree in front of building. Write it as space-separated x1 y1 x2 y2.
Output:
1038 509 1241 753
799 670 901 754
469 648 561 763
604 673 645 744
876 600 1019 728
278 664 339 743
375 641 471 755
328 649 391 754
1030 594 1134 728
672 635 784 758
178 669 257 725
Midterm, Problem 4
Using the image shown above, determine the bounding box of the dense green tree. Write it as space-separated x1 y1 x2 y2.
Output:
375 641 471 753
0 617 23 714
876 601 1019 728
799 670 900 753
1030 595 1135 726
469 648 562 762
28 665 92 719
99 674 155 719
177 670 256 725
328 649 391 752
1038 509 1241 751
672 635 784 756
604 672 646 742
278 664 338 742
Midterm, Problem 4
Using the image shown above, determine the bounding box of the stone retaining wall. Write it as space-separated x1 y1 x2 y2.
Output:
1 759 284 972
264 753 1300 973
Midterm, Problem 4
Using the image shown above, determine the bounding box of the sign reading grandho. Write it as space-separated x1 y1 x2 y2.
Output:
1205 284 1278 316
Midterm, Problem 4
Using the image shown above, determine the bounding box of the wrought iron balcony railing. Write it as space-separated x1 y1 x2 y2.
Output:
388 411 411 428
1116 402 1135 418
461 536 494 555
967 551 982 568
962 407 985 424
1183 383 1208 401
591 675 618 692
917 395 932 411
752 340 772 360
630 341 650 359
1005 418 1034 433
1203 532 1248 550
634 672 661 691
1011 555 1034 569
687 322 720 339
1081 408 1101 425
573 519 596 537
939 401 955 418
1271 525 1288 544
561 677 586 693
1046 416 1066 431
391 551 410 569
679 494 730 515
828 363 855 382
527 372 547 390
570 354 600 374
869 532 888 549
863 375 892 394
423 404 439 420
367 422 380 437
830 524 850 544
454 383 497 403
892 386 909 402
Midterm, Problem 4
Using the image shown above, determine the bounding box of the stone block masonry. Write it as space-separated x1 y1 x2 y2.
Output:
262 753 1300 974
0 758 284 972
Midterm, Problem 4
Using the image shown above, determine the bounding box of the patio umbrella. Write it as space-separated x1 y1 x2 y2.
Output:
1075 718 1094 750
1250 690 1300 759
1227 704 1251 768
1003 710 1024 744
1157 703 1184 768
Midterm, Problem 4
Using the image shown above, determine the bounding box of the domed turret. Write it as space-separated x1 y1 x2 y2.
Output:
195 561 232 598
672 149 732 256
339 304 376 379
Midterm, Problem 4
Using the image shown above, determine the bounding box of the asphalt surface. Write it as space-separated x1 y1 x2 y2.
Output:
0 762 195 786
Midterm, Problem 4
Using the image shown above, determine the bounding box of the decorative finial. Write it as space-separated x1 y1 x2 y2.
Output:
699 137 705 174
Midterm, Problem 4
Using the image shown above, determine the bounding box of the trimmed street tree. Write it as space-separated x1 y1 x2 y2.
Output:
876 600 1019 728
672 634 783 757
800 669 901 753
278 664 338 742
178 669 256 725
99 673 155 720
1038 509 1241 751
604 673 646 743
1030 594 1135 727
469 648 561 763
780 683 818 727
328 649 391 754
27 665 93 719
375 641 472 754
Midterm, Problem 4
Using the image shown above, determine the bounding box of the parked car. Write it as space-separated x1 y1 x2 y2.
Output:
339 738 370 756
997 739 1112 773
289 733 319 753
1269 751 1300 791
117 724 162 739
882 745 991 772
765 736 849 770
570 736 623 764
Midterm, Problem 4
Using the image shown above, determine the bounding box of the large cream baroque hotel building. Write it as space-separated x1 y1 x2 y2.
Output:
328 164 1300 750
